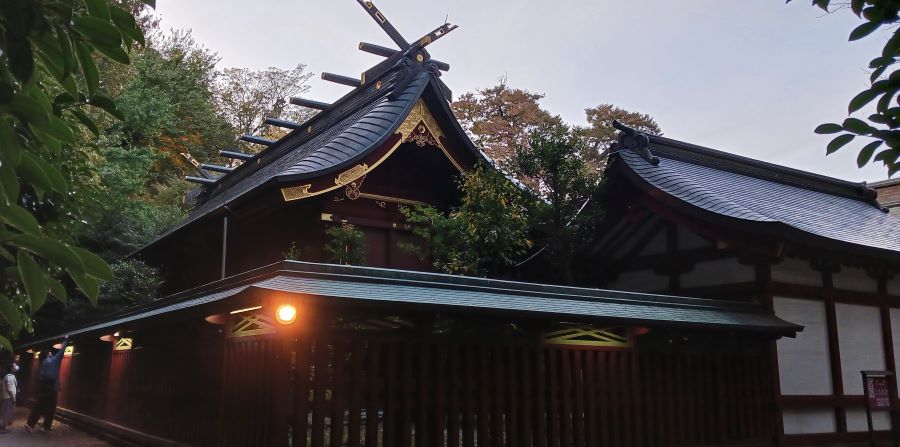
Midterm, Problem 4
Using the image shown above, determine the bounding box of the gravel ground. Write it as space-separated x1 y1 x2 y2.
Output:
0 407 114 446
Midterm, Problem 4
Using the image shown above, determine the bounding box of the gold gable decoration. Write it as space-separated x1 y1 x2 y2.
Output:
281 99 462 202
230 313 277 338
114 338 133 351
543 325 632 348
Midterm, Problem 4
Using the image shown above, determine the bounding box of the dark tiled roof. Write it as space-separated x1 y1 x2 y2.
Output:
141 70 432 249
23 261 800 346
616 136 900 254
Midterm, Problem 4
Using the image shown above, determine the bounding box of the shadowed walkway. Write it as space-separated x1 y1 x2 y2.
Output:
0 407 114 446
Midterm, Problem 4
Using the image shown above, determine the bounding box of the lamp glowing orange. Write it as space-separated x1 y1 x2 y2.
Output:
275 304 297 325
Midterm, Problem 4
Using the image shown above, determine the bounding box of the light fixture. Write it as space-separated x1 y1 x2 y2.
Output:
275 304 297 325
113 331 120 337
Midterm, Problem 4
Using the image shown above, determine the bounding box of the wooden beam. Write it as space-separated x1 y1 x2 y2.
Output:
219 150 253 161
289 97 331 111
240 135 276 146
321 72 361 87
264 117 303 130
357 42 451 71
201 164 233 174
186 176 216 185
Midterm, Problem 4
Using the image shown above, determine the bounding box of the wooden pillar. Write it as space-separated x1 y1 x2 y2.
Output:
757 261 785 446
820 265 849 434
878 276 899 435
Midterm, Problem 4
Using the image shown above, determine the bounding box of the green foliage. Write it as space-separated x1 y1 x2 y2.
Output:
798 0 900 174
401 164 532 276
324 224 367 266
282 241 302 261
100 258 161 306
0 0 149 349
515 123 604 283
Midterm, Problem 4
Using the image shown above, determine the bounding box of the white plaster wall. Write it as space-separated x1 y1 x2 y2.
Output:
846 408 892 432
888 277 900 296
677 225 711 250
605 269 669 293
772 257 822 287
891 309 900 396
835 303 885 395
782 409 836 434
680 258 755 289
774 297 833 395
636 228 667 257
832 266 877 293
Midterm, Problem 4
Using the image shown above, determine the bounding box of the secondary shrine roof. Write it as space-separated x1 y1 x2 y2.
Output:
23 261 801 347
614 135 900 257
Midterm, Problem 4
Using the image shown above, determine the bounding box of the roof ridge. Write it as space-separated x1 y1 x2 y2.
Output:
647 135 880 206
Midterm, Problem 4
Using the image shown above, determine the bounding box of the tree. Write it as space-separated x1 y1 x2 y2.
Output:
401 164 532 276
802 0 900 175
215 64 315 146
576 104 661 169
324 224 367 265
514 123 604 284
0 0 148 350
452 79 559 168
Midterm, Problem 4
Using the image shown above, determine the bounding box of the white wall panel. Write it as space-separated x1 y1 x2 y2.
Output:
681 258 755 288
782 409 836 434
833 266 877 293
846 408 892 432
891 309 900 396
772 257 822 287
836 303 885 395
605 269 669 292
774 297 833 395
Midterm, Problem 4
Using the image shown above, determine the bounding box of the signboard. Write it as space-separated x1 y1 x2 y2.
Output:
865 374 891 410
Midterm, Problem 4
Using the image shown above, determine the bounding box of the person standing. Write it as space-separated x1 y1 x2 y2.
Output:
0 362 16 434
25 336 68 433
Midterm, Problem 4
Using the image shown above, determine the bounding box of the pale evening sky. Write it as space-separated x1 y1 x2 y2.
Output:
154 1 892 183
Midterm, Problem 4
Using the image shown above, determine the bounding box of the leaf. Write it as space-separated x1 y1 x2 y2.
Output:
83 0 110 19
5 30 34 83
9 234 84 272
842 117 873 134
871 65 890 83
814 123 843 134
851 0 864 16
17 151 53 198
827 134 855 154
46 276 67 304
32 113 76 144
68 245 112 280
850 21 881 41
813 0 829 11
75 42 99 98
67 269 99 305
0 118 21 168
17 250 48 312
884 29 900 58
0 163 20 204
55 25 75 80
877 88 899 113
87 92 124 120
72 16 122 48
849 89 880 113
69 109 100 136
0 336 12 353
94 44 130 64
3 93 49 127
0 295 22 333
110 6 144 46
857 140 883 167
0 204 41 235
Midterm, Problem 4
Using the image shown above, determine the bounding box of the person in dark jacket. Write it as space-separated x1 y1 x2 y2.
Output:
25 336 68 432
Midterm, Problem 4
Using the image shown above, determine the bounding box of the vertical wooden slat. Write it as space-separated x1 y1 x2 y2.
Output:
331 339 347 447
584 351 597 447
365 340 381 447
463 346 476 447
534 347 548 447
385 341 399 447
521 346 534 447
572 350 585 447
508 346 520 447
478 346 491 447
311 338 329 447
418 340 430 447
547 348 561 447
597 351 610 447
348 338 364 447
560 349 573 447
630 350 643 447
619 351 632 447
401 342 414 447
433 343 447 447
448 344 461 447
492 346 505 447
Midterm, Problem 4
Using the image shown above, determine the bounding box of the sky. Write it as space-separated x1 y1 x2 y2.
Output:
153 0 893 183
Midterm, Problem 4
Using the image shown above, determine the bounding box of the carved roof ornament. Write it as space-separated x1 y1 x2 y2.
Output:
612 120 659 165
